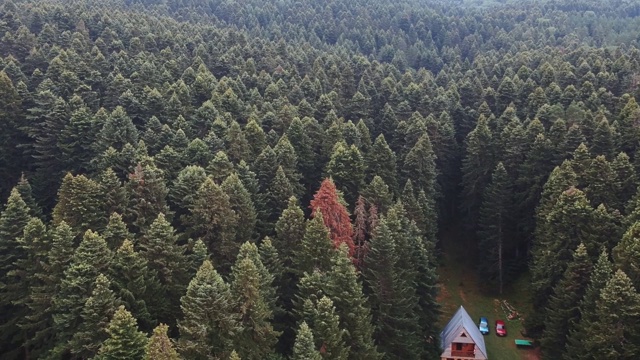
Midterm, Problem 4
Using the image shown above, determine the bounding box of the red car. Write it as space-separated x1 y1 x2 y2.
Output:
495 320 507 336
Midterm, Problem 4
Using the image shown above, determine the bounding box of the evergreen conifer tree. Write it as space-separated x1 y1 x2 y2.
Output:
301 296 349 360
587 270 640 359
366 135 398 193
0 188 32 344
230 257 279 359
294 212 335 275
222 173 257 244
49 230 112 358
363 217 422 359
52 173 104 233
528 187 595 337
613 221 640 289
95 306 147 360
563 249 613 360
325 142 365 206
126 163 170 233
189 177 238 270
102 212 133 250
540 243 593 359
460 115 494 226
138 213 186 326
477 163 513 293
325 245 381 360
69 274 119 359
292 322 322 360
109 240 158 331
144 324 180 360
178 260 239 360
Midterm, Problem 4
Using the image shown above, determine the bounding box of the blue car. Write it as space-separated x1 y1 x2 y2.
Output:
478 317 489 335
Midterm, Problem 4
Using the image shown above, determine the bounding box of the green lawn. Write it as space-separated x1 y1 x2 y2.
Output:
437 225 539 360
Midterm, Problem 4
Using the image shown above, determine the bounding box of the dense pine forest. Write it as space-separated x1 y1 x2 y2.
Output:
1 0 640 359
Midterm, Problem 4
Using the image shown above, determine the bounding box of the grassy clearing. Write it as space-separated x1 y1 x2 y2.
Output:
437 225 539 360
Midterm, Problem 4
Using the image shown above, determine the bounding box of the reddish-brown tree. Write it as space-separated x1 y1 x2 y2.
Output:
310 178 355 258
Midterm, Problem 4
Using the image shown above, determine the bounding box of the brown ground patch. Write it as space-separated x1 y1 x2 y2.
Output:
458 288 467 303
523 347 542 360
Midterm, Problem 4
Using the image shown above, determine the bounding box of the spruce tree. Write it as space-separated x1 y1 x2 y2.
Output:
325 142 365 206
611 152 636 212
590 117 615 159
253 145 279 192
617 97 640 156
325 245 381 360
97 168 128 219
15 173 42 219
178 260 239 360
292 322 322 360
102 212 133 250
4 217 45 359
49 230 112 358
109 240 157 331
138 213 186 326
286 117 316 189
267 166 296 228
230 257 279 359
294 212 335 275
20 221 75 358
126 163 170 233
222 173 257 244
563 249 613 360
584 155 617 208
225 120 251 163
460 115 494 226
301 296 349 360
613 221 640 289
587 270 640 359
540 243 593 359
274 134 303 194
52 173 104 233
95 306 147 360
363 217 422 359
69 274 119 359
477 162 513 294
188 177 238 270
234 242 277 313
207 151 236 183
402 133 437 200
144 324 180 360
273 198 306 350
96 106 139 152
169 165 207 224
361 175 394 214
244 119 267 159
528 187 595 337
274 196 306 268
0 188 32 353
366 134 398 193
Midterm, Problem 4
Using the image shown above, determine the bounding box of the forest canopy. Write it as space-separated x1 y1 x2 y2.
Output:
1 0 640 359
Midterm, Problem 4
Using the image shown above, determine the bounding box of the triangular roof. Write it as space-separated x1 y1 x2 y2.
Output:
440 306 487 359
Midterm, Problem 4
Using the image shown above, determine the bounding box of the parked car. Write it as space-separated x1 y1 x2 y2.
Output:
478 317 489 335
495 320 507 336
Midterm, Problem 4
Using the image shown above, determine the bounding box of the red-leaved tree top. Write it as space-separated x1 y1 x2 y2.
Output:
310 178 355 259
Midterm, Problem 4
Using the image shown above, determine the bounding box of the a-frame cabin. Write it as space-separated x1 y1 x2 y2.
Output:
440 306 488 360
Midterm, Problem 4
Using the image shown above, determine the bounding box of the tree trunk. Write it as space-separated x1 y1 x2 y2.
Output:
498 215 503 295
